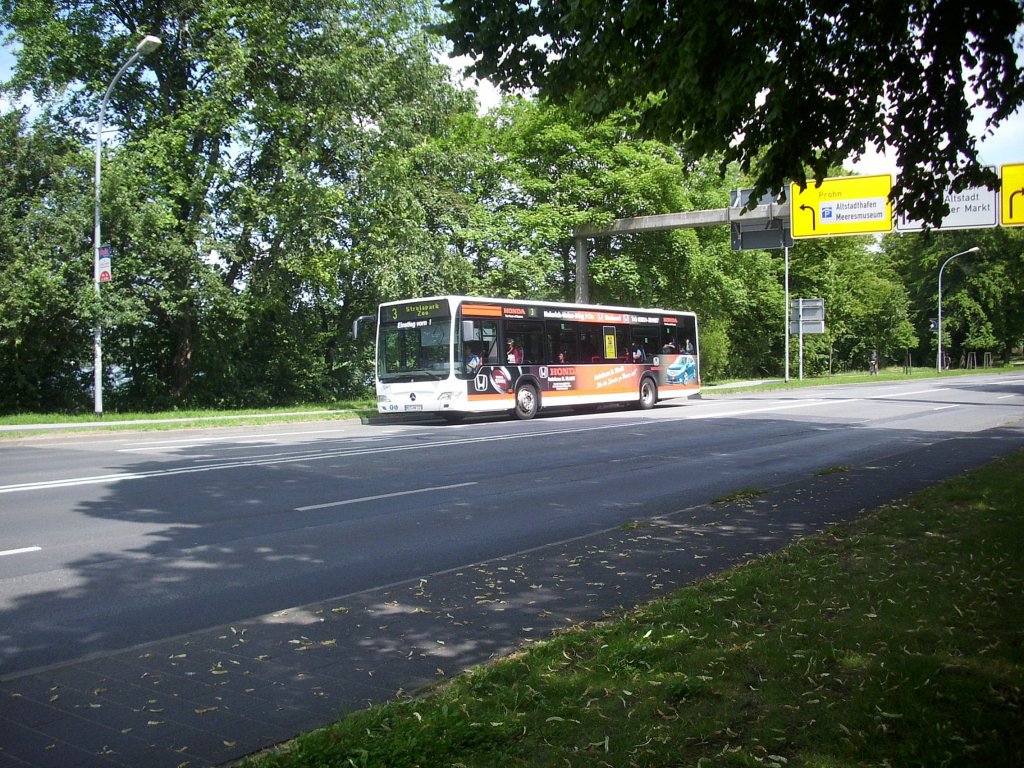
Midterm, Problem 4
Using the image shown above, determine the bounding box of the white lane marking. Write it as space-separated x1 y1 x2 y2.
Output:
296 482 478 512
118 428 368 452
0 546 41 557
866 388 945 399
934 404 960 411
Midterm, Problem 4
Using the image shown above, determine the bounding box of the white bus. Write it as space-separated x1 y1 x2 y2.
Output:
373 295 699 420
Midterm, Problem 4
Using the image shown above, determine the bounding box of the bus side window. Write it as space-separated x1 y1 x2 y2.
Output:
578 327 599 362
680 318 697 355
505 319 544 365
457 319 497 376
614 326 629 361
545 320 579 364
661 326 680 353
460 319 498 366
632 325 659 360
481 322 499 364
560 323 578 362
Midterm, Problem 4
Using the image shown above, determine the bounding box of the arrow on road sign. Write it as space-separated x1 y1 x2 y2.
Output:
799 204 816 232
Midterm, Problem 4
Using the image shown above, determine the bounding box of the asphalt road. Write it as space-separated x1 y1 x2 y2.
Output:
1 373 1022 766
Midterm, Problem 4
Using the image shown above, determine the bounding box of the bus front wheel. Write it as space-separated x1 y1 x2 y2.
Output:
514 384 539 420
638 378 658 410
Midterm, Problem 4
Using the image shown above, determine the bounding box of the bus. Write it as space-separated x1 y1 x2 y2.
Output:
373 295 699 420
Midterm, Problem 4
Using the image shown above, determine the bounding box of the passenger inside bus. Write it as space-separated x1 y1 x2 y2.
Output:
506 338 523 364
464 344 481 374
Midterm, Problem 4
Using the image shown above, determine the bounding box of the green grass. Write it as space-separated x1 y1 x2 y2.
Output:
241 450 1024 768
704 364 1020 393
0 400 376 436
3 367 1016 437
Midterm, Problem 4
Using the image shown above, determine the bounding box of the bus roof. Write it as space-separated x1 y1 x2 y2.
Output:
378 295 696 318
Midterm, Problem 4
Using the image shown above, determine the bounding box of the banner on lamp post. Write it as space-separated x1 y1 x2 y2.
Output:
98 245 112 283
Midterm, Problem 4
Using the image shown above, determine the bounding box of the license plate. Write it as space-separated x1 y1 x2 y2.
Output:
404 404 423 411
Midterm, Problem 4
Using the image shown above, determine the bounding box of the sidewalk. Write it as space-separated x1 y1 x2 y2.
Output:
2 425 1020 767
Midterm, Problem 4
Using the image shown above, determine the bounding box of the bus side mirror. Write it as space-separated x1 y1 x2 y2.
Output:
352 315 376 340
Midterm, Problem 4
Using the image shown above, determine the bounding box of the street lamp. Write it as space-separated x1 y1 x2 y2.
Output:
936 246 980 373
93 34 161 416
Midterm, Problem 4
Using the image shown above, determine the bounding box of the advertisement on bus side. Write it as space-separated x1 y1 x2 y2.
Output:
464 356 698 400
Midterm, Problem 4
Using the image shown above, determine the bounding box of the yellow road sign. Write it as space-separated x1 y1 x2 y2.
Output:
790 174 893 238
1001 163 1024 227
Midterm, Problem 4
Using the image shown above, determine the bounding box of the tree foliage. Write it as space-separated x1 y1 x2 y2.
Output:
3 1 1016 414
788 237 918 375
883 228 1024 366
1 0 476 408
0 110 94 412
439 0 1024 225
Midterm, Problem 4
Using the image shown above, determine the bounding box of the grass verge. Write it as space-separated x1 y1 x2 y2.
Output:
242 449 1024 768
0 401 376 437
704 364 1019 393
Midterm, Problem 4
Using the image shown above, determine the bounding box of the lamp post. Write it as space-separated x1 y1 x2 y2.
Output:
93 34 161 416
936 246 980 373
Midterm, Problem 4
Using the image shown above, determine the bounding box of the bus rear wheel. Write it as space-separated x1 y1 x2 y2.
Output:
514 383 539 420
638 377 658 410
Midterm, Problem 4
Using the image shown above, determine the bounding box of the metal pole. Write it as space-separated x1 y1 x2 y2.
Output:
784 246 790 382
936 246 980 374
798 297 804 380
93 35 161 416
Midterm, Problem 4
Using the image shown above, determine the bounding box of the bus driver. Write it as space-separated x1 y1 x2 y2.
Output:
464 344 481 374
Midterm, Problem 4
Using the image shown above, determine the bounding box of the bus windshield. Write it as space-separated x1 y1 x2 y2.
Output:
377 317 452 382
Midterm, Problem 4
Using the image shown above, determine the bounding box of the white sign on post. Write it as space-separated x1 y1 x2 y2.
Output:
790 298 825 381
789 298 825 334
896 183 998 232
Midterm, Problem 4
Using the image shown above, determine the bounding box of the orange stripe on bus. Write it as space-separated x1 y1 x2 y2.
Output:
461 304 502 317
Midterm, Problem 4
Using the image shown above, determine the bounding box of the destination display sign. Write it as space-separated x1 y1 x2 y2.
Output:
387 299 449 322
790 175 893 239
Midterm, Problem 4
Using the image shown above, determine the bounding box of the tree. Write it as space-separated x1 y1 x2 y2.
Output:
427 98 788 378
785 235 918 375
2 0 477 409
884 228 1024 366
439 0 1024 225
0 109 94 412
